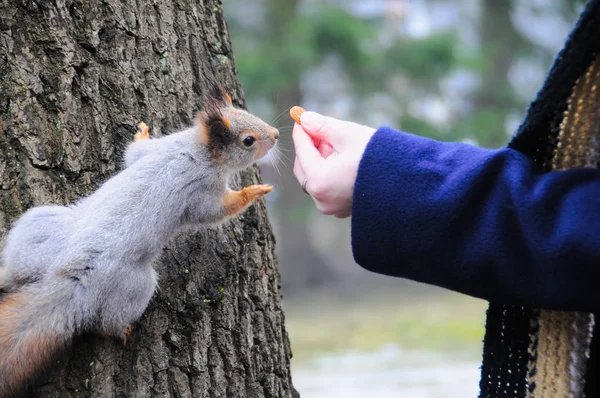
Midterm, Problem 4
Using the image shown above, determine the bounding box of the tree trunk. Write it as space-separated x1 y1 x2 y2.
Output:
265 0 336 295
270 83 337 294
0 1 298 397
473 0 526 148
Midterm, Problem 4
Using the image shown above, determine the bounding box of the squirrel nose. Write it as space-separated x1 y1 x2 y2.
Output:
273 129 280 140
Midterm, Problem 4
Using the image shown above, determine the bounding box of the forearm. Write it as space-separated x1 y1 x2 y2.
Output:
351 127 600 312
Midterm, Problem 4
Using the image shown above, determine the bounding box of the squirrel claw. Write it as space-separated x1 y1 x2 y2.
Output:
121 325 133 347
134 122 150 141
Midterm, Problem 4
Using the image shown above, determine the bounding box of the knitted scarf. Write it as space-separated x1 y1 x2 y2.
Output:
479 1 599 397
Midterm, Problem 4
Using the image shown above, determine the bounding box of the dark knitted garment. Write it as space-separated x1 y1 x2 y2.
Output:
485 1 600 396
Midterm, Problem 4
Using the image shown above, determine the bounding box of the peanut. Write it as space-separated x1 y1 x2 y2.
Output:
289 106 306 124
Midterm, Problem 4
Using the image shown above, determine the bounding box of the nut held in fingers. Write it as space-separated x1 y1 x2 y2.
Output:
290 106 306 124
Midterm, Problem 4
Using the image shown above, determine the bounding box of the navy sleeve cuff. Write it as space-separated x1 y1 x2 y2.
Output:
351 126 452 279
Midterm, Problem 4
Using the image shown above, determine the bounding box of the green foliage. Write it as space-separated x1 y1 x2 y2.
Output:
229 5 383 101
231 17 318 96
231 3 464 109
307 7 380 79
386 33 457 84
453 109 508 148
400 114 448 141
226 0 573 150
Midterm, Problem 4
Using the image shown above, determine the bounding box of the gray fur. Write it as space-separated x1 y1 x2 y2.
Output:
0 109 277 339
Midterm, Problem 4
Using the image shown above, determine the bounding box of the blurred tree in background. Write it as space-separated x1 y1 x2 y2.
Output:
223 0 585 295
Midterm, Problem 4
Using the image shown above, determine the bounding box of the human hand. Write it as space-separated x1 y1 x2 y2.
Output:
292 111 376 218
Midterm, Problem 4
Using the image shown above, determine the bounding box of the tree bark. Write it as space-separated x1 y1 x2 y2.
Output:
0 1 297 397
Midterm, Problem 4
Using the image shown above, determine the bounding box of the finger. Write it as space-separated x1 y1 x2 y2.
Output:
293 121 322 149
334 207 352 219
293 123 324 176
312 135 322 150
317 140 334 158
299 112 350 150
294 157 323 200
293 157 306 187
297 122 322 149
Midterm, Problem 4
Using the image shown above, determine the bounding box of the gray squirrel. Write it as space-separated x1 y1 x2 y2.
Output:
0 82 278 396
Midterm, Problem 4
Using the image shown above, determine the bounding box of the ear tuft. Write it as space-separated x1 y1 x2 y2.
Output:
202 76 233 109
198 76 236 160
196 111 210 145
224 92 233 105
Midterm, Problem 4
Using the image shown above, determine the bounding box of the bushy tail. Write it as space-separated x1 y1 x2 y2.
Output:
0 287 72 397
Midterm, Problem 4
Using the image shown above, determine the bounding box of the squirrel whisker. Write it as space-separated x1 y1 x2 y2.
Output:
271 105 294 127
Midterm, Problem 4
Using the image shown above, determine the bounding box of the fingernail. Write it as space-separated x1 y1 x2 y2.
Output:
300 111 324 131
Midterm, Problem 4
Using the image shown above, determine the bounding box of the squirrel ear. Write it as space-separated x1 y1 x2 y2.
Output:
196 110 234 161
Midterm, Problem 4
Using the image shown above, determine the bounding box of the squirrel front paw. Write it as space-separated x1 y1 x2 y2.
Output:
134 122 150 141
243 184 273 200
223 184 273 217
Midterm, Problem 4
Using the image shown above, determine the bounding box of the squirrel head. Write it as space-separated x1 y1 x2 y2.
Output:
196 82 279 170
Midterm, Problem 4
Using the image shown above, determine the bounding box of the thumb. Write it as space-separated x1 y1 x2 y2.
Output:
300 111 349 150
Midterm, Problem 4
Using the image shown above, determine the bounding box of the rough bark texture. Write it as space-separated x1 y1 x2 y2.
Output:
0 0 298 397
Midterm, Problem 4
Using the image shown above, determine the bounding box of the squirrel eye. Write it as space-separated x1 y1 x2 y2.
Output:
243 136 256 147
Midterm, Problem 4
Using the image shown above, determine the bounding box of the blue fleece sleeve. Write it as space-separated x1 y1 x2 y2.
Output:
351 127 600 312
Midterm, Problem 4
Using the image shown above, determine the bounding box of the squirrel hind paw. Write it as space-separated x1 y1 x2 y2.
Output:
134 122 150 141
120 325 133 347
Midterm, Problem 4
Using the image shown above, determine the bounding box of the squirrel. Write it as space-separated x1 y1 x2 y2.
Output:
0 81 278 396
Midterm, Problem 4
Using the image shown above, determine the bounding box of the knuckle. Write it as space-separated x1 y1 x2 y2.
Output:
310 183 328 201
318 119 330 135
321 207 337 216
315 202 328 214
334 209 350 218
314 200 337 216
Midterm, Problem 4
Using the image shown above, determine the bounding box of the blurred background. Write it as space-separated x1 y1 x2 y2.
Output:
223 1 585 396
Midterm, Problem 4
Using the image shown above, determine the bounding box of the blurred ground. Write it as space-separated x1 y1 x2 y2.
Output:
293 346 481 398
284 282 487 396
